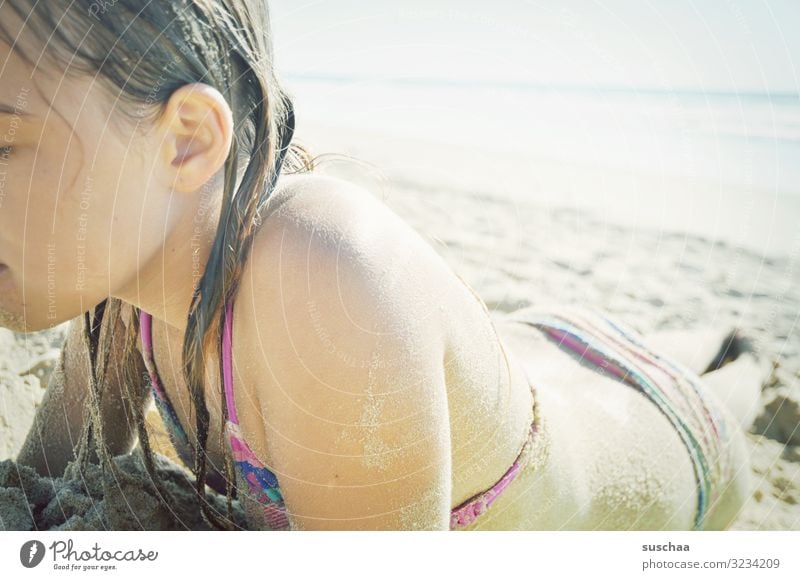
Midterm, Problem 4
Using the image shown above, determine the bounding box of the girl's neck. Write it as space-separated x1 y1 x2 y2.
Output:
113 185 223 334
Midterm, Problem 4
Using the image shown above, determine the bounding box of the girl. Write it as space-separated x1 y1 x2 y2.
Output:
3 1 761 531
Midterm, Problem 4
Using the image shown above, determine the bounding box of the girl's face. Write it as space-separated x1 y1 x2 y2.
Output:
0 38 180 332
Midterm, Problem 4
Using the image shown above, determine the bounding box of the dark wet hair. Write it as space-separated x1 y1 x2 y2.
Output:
0 0 315 530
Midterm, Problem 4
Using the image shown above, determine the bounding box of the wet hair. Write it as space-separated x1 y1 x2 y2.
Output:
0 0 315 530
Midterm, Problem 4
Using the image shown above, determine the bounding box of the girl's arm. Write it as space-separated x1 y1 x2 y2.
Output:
242 208 453 530
16 303 150 478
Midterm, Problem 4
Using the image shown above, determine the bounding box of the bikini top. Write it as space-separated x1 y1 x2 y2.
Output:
138 297 540 531
139 299 291 531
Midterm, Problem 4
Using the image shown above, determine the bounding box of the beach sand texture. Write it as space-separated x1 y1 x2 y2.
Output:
1 137 798 530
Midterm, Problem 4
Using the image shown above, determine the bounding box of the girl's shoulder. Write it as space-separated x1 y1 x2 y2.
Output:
227 174 456 528
248 171 451 322
261 172 402 237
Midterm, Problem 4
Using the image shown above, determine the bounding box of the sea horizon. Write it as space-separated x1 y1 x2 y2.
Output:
286 74 800 261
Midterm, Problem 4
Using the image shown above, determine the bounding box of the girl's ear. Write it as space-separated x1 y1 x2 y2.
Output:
159 82 234 193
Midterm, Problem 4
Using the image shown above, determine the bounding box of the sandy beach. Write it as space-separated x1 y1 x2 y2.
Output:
1 121 798 531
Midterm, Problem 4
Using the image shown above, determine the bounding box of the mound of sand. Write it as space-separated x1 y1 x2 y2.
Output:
0 448 247 531
1 324 250 532
0 326 59 461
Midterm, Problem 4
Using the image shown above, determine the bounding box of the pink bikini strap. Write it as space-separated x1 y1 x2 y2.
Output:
140 309 154 356
140 303 239 425
222 296 239 425
138 310 165 400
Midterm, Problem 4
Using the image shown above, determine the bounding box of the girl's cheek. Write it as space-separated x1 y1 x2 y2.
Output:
0 157 28 224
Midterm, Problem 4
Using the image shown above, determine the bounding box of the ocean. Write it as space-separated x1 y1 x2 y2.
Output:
286 76 800 261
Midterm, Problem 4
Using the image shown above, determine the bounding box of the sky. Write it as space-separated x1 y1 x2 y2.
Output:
269 0 800 95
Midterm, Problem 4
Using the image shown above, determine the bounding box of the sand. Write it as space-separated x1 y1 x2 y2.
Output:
0 448 247 531
0 325 247 531
0 125 798 530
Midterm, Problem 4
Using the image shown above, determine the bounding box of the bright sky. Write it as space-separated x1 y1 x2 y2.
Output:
270 0 800 94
